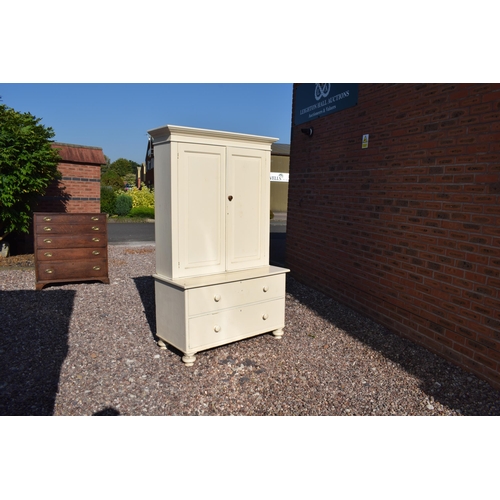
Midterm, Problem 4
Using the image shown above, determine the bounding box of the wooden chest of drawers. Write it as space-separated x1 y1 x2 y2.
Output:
34 212 109 290
153 266 289 365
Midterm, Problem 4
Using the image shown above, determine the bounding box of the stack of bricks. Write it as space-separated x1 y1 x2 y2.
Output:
36 143 105 213
287 83 500 388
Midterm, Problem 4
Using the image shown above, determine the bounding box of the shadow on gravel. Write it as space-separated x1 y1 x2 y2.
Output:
133 276 156 342
93 407 121 415
0 289 75 416
286 276 500 416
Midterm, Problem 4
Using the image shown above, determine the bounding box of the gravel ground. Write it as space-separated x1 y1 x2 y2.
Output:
1 245 499 416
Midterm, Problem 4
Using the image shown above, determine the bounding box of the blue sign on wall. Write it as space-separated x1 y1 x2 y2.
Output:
294 83 358 125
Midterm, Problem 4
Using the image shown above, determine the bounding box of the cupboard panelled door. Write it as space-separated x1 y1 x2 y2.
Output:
177 143 226 277
226 147 269 271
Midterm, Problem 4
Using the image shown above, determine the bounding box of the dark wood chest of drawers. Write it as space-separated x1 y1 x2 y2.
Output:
34 212 110 290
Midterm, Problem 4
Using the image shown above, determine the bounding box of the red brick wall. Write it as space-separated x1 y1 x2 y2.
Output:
287 83 500 389
36 143 105 213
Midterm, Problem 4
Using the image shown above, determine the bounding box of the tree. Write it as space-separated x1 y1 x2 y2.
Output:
123 172 137 188
107 158 138 177
101 157 141 191
101 169 124 191
0 103 61 243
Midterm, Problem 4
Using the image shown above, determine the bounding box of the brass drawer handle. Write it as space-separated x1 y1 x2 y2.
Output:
214 325 221 333
92 226 100 231
43 216 52 222
92 237 100 242
45 269 54 274
43 227 52 232
44 252 53 257
91 216 99 221
92 250 100 255
214 294 221 302
43 238 52 244
263 286 269 292
93 266 101 271
262 313 269 320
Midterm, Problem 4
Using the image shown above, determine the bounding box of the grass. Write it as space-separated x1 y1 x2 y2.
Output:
106 216 154 223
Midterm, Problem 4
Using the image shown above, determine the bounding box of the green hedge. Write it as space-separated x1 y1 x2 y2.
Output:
129 206 154 219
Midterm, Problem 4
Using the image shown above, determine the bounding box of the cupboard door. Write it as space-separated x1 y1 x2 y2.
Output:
177 144 226 277
226 147 269 271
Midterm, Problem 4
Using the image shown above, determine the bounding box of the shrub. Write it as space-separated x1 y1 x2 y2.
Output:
129 206 155 219
0 103 61 241
100 185 117 215
115 193 133 216
129 186 154 209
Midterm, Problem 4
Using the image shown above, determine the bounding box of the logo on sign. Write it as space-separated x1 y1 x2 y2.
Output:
315 84 331 101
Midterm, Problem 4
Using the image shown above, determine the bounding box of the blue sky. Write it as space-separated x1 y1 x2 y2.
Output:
0 84 293 165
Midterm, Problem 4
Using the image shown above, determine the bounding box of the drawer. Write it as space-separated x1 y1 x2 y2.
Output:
34 213 106 225
36 234 106 249
187 273 286 316
36 247 106 261
188 298 285 350
35 223 106 235
36 259 108 281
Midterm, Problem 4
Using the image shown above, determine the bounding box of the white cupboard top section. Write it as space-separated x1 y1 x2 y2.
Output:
148 124 278 150
151 124 278 280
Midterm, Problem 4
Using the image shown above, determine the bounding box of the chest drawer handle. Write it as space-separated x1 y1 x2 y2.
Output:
214 325 221 333
262 313 269 320
214 294 221 302
91 216 99 221
263 286 269 292
92 237 100 242
43 227 52 232
44 252 53 257
92 250 100 255
92 226 100 231
43 238 52 244
45 269 54 274
43 216 52 222
93 266 101 271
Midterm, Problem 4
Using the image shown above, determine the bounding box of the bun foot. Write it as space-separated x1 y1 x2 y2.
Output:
182 354 197 366
272 328 284 339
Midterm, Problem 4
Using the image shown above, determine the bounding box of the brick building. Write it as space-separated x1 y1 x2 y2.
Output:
286 83 500 389
36 142 105 213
